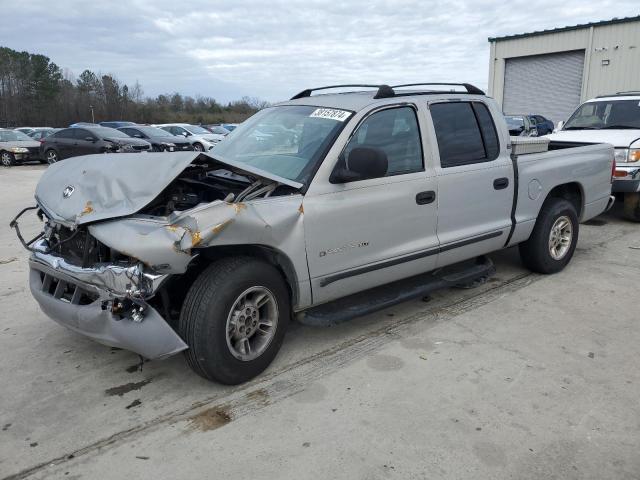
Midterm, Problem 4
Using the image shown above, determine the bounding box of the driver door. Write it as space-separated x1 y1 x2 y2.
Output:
303 105 440 304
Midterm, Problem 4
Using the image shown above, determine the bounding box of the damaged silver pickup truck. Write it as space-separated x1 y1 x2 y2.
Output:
12 83 615 384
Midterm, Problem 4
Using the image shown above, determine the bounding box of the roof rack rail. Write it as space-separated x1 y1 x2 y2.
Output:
290 84 394 100
391 83 485 95
289 82 485 101
616 90 640 95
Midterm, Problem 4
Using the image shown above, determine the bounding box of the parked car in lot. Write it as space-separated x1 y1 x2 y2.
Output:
0 129 42 166
99 121 138 129
117 125 194 152
531 114 554 135
154 123 224 151
29 128 59 141
40 126 152 163
222 123 239 131
13 82 614 384
505 115 540 136
546 92 640 220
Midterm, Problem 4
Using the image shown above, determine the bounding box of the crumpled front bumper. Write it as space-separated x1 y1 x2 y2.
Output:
28 240 188 359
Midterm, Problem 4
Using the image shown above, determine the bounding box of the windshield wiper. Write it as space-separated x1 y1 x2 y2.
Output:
600 125 639 130
563 126 600 130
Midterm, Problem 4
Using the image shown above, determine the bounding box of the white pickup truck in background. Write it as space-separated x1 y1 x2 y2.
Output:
547 92 640 220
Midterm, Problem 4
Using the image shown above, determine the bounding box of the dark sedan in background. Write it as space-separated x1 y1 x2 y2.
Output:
40 126 151 163
117 125 194 152
505 114 555 136
0 129 42 166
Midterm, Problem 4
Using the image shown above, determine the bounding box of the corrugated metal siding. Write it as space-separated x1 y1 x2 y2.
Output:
489 19 640 106
586 22 640 98
503 50 585 123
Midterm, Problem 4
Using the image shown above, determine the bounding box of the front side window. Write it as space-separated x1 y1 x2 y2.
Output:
341 106 423 177
212 105 352 182
431 102 500 168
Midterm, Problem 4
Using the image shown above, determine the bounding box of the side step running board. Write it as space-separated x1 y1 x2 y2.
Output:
297 256 495 327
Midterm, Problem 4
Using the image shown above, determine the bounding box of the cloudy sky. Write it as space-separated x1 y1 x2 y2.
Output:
1 1 638 102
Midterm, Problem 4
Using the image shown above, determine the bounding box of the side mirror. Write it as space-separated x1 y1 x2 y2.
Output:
134 134 143 138
330 147 388 183
556 120 565 130
182 131 190 137
85 136 96 142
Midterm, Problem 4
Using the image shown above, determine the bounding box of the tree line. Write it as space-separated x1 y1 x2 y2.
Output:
0 46 268 128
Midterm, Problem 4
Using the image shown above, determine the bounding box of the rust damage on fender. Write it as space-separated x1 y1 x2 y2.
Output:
79 201 94 217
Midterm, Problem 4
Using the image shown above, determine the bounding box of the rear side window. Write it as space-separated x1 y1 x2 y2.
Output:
54 129 74 139
430 102 500 168
72 129 91 140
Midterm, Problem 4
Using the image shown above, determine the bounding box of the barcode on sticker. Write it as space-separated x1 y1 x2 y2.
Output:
309 108 351 122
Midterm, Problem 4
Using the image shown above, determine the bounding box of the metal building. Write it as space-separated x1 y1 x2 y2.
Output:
488 16 640 124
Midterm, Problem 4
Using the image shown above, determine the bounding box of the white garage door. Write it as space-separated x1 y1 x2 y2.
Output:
503 50 585 124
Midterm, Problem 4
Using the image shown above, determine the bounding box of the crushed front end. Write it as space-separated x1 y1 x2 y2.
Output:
12 208 188 359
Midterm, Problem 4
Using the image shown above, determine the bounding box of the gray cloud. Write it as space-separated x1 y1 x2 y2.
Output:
1 0 638 102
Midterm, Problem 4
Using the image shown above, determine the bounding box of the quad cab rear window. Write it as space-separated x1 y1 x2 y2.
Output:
431 102 500 168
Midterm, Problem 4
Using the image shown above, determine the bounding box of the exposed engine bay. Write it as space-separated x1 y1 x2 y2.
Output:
139 159 299 217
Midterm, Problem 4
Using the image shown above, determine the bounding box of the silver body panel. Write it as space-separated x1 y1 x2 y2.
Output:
21 92 614 358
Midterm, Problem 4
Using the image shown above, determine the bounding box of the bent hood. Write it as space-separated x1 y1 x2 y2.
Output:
35 151 302 226
546 129 640 148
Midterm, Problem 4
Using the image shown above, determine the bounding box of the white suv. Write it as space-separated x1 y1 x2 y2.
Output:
546 92 640 220
153 123 225 151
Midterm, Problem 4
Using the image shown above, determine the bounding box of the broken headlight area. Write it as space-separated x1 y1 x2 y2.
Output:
46 223 136 268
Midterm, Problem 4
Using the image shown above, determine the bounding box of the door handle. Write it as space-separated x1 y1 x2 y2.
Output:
493 178 509 190
416 191 436 205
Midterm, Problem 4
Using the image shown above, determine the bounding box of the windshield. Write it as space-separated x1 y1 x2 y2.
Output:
137 126 175 137
564 100 640 130
185 125 211 135
211 105 352 182
505 116 525 130
0 130 33 141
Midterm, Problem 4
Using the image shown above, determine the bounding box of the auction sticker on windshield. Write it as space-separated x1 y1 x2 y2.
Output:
309 108 351 122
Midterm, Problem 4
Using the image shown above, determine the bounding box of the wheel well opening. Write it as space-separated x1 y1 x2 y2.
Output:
547 183 583 217
151 245 298 327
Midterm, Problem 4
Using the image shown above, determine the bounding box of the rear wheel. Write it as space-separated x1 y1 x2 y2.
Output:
1 151 15 167
45 149 59 164
623 193 640 222
519 198 579 274
179 257 290 384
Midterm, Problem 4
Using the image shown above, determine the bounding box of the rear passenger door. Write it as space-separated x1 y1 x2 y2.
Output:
71 128 96 156
427 100 513 267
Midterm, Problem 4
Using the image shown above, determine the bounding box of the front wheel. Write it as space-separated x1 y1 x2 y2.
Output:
45 149 59 164
179 257 290 384
519 198 579 274
192 143 204 152
1 151 15 167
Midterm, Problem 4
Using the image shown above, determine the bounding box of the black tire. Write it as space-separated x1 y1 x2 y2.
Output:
623 193 640 222
45 149 59 164
179 257 290 384
192 142 204 152
519 198 579 274
152 144 162 152
1 151 15 167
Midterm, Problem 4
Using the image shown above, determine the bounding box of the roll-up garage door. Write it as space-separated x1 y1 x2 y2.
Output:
502 50 585 124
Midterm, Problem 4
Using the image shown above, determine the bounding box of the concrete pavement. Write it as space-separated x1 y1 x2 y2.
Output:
0 164 638 479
